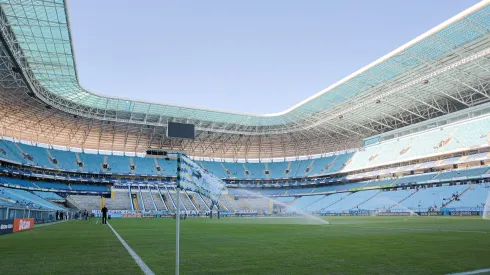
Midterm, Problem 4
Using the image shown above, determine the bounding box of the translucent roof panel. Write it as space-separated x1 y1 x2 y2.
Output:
1 0 490 126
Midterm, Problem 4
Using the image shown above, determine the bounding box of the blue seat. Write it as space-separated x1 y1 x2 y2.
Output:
0 176 37 188
34 181 70 190
0 187 64 210
79 153 104 173
48 149 79 171
132 157 158 175
70 184 109 192
18 143 56 168
33 191 63 200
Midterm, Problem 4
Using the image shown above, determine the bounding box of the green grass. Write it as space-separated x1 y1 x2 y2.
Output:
1 216 489 275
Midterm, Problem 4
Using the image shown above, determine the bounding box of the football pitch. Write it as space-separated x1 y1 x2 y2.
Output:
0 216 489 275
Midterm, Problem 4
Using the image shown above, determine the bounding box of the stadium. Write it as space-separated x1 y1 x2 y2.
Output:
1 0 490 274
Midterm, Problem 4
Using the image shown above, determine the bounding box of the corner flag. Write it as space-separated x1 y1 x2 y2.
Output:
174 153 226 275
177 154 226 204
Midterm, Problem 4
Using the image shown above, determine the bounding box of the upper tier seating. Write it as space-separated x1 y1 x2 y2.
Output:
223 162 247 178
393 173 437 185
245 163 266 179
325 153 354 174
106 155 131 174
344 116 490 172
267 161 289 178
48 149 79 170
157 159 177 177
17 144 56 168
434 167 490 181
0 114 488 180
200 161 228 178
0 140 24 163
294 160 313 178
247 153 352 179
287 161 301 178
307 156 336 176
132 157 158 175
79 153 104 173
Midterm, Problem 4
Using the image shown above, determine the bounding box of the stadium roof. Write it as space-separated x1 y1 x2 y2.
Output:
0 0 489 158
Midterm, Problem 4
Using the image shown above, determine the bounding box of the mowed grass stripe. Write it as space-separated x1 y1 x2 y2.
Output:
0 221 143 275
107 222 155 275
110 217 490 275
1 217 489 275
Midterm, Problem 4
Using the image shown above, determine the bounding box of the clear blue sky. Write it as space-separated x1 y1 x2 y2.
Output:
68 0 480 114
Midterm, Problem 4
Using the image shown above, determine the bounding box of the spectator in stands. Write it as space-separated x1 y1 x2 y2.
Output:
101 205 108 224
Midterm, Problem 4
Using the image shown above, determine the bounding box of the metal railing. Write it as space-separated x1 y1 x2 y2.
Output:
0 207 77 223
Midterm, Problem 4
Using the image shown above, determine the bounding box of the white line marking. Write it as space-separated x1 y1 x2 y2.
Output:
107 222 155 275
345 225 489 234
446 268 490 275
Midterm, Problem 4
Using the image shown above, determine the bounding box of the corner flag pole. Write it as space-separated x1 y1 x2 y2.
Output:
174 152 225 275
176 187 180 275
176 154 181 275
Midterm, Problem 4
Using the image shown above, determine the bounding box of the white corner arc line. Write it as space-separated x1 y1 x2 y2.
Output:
446 268 490 275
107 222 155 275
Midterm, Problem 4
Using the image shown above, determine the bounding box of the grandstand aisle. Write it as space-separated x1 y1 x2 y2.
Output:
69 195 100 211
150 190 167 211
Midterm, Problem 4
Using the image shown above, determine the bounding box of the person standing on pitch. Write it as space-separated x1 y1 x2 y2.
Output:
101 205 108 224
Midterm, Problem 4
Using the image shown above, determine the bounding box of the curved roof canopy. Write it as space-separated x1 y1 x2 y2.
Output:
1 0 490 159
1 0 490 129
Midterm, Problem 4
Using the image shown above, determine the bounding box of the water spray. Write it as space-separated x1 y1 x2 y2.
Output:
238 189 329 225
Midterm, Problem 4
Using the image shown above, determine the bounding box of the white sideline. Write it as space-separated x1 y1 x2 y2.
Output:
446 268 490 275
346 225 489 234
107 222 155 275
